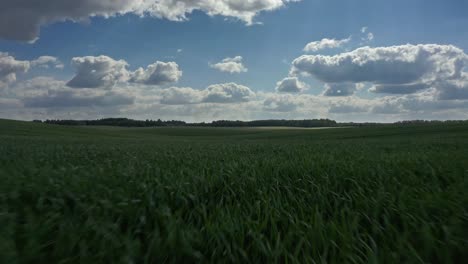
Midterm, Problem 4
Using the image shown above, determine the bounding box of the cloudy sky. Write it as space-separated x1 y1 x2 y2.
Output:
1 0 468 122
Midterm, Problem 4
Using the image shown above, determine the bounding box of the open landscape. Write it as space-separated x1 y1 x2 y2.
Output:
1 1 468 263
1 119 467 263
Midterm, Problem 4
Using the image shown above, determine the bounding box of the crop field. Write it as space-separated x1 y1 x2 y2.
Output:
0 119 467 263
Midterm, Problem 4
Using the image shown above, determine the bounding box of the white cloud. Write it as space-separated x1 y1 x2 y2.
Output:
326 96 377 115
402 90 468 111
159 87 204 105
158 82 255 105
0 0 300 42
3 75 468 122
7 77 134 109
360 27 374 42
203 83 255 103
210 56 248 73
263 93 302 112
292 44 468 99
66 56 182 89
130 61 182 85
2 42 468 121
329 102 368 114
303 37 351 52
23 89 134 108
67 56 130 89
365 89 468 116
261 89 468 120
0 52 30 87
276 77 308 93
9 76 66 98
0 53 63 88
31 56 64 69
256 92 334 116
369 83 429 94
131 88 468 121
371 100 405 114
435 73 468 100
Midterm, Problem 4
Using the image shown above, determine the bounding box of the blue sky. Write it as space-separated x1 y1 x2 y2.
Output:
1 0 468 122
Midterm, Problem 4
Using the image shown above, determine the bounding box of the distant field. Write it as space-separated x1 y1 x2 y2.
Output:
1 119 467 263
245 126 347 130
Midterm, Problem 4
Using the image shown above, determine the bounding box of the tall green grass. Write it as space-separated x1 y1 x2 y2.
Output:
1 119 467 263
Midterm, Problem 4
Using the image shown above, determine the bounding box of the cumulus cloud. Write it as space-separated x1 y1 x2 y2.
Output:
3 43 468 121
23 89 134 108
369 83 429 94
327 88 468 117
67 56 130 89
159 87 204 105
328 102 368 114
0 52 30 87
12 77 134 108
66 56 181 89
0 0 299 42
293 44 468 85
255 91 335 116
292 44 468 98
4 75 468 121
0 52 63 87
159 83 255 105
203 83 255 103
303 37 351 52
275 77 308 93
435 76 468 100
263 93 301 112
1 53 63 88
31 56 64 69
365 89 468 115
130 61 182 85
327 96 375 114
210 56 248 73
148 87 468 121
10 76 66 97
407 100 468 112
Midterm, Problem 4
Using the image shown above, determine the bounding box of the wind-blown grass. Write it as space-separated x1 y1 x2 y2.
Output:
1 119 467 263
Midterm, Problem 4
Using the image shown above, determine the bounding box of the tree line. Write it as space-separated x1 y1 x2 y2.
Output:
35 118 468 128
38 118 338 128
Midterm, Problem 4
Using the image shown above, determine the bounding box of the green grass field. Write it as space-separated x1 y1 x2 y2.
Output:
1 119 467 263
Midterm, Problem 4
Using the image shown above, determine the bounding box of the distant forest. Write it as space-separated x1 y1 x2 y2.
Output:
34 118 468 128
39 118 337 128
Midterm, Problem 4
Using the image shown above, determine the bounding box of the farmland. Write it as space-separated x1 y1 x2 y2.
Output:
0 119 467 263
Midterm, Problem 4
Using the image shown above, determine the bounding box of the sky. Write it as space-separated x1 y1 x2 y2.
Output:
1 0 468 122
